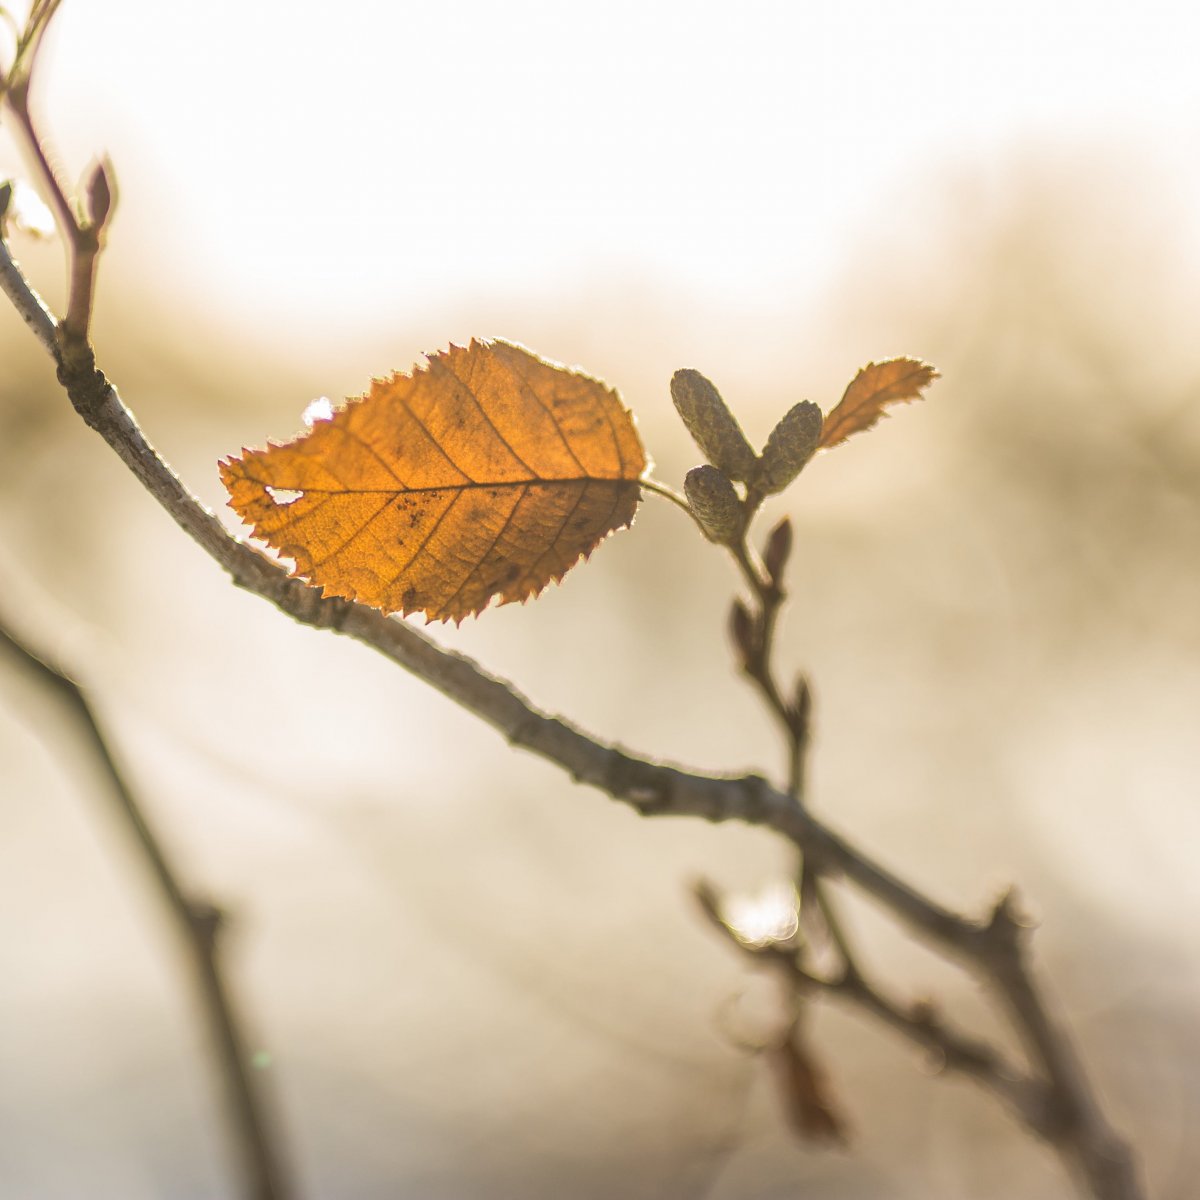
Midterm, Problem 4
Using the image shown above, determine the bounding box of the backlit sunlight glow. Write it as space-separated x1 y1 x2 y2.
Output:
302 397 334 426
723 883 800 948
5 180 54 238
12 1 1196 335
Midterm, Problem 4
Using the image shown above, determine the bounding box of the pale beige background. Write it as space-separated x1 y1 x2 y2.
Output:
1 4 1198 1198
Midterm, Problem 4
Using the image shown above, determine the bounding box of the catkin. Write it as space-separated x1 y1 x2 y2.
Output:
684 464 743 544
757 400 823 493
670 369 758 483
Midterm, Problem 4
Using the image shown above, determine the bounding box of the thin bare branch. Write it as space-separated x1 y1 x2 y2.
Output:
694 879 1050 1138
3 6 111 359
0 612 293 1200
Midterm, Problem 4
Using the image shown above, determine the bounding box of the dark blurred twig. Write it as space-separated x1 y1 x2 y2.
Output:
0 614 292 1200
694 879 1047 1135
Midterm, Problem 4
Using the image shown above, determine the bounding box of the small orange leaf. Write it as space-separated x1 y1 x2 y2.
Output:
220 340 646 622
818 358 938 450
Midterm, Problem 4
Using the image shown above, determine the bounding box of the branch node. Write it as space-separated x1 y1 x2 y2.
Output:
607 750 669 814
982 886 1029 957
187 899 227 951
56 351 108 423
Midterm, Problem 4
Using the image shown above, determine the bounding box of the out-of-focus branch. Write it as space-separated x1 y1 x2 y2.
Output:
0 613 293 1200
694 880 1049 1139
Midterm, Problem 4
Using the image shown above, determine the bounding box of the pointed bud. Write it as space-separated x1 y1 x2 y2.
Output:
729 598 757 671
84 159 115 230
790 674 812 741
671 369 758 483
757 400 824 494
0 180 12 223
684 464 742 544
763 517 793 585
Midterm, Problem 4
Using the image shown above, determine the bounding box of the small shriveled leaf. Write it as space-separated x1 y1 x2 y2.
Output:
220 339 646 622
684 464 742 544
819 358 938 450
769 1022 849 1146
757 400 823 493
670 369 758 482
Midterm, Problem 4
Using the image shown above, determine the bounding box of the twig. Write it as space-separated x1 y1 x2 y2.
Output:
0 613 293 1200
694 880 1049 1136
2 0 108 361
726 513 867 984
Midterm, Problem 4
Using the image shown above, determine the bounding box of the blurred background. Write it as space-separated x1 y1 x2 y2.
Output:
2 2 1199 1196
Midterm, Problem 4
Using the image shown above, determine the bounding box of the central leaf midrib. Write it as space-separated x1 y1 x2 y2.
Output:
261 476 636 496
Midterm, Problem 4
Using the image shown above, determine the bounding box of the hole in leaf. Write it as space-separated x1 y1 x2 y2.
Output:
265 487 303 506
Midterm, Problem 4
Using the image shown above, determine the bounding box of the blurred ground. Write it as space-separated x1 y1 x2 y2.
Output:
3 6 1200 1200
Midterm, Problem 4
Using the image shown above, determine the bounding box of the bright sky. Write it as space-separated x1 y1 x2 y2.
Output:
7 1 1200 335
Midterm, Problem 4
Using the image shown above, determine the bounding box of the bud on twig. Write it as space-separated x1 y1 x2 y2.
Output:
684 464 742 544
729 598 757 672
671 369 758 483
84 158 115 230
0 181 12 224
757 400 823 494
763 517 794 586
790 674 812 742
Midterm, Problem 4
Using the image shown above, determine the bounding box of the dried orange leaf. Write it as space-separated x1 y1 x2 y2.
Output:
818 358 938 450
220 339 646 622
